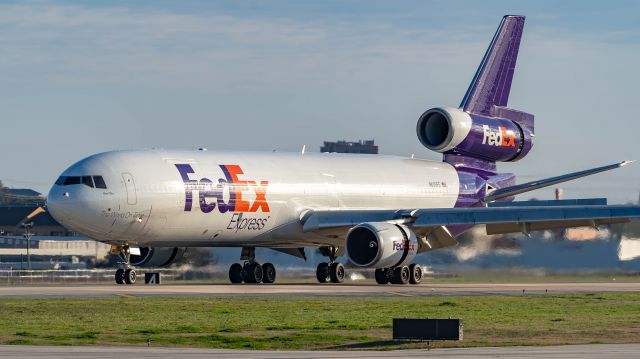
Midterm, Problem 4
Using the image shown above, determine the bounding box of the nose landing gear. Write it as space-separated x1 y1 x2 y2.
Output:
112 244 137 285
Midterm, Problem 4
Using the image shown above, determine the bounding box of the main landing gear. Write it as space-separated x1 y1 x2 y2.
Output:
112 244 137 285
374 263 422 285
228 247 276 284
316 246 345 284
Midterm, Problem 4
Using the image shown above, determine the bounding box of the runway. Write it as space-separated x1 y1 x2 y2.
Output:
1 281 639 298
2 344 640 358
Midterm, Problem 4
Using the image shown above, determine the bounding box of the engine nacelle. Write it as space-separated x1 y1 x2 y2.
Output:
346 222 418 268
130 247 185 267
416 107 533 162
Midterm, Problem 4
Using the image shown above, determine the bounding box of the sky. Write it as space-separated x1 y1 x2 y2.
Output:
1 0 639 203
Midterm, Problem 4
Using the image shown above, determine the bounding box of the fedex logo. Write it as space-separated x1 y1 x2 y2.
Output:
392 241 416 252
175 164 270 213
482 125 516 147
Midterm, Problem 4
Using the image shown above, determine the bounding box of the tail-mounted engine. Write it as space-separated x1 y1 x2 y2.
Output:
345 222 418 268
416 107 533 162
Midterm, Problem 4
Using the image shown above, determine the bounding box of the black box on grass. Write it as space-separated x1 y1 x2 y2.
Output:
393 318 463 341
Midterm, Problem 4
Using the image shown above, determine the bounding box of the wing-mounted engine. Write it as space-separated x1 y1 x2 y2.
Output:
416 107 533 162
130 247 185 267
345 222 418 268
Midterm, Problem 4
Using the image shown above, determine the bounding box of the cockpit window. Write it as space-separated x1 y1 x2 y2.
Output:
81 176 94 188
93 176 107 189
62 176 81 185
55 175 107 189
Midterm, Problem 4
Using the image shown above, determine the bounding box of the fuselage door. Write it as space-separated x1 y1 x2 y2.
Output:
122 172 137 205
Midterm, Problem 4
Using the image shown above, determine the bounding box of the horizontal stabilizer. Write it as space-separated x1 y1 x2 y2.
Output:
482 161 633 203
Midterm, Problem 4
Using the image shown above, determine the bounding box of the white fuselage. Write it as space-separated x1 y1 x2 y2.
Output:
47 150 460 248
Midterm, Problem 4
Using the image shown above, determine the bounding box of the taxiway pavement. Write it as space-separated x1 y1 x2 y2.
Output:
2 344 640 358
0 282 639 298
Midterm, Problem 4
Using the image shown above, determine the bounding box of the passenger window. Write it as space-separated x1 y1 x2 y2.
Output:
81 176 94 188
63 176 81 185
55 176 66 185
93 176 107 189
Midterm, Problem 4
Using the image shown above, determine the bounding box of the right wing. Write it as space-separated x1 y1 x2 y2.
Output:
301 202 640 252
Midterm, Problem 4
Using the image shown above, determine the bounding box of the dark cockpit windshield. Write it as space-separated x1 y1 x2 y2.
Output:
56 175 107 189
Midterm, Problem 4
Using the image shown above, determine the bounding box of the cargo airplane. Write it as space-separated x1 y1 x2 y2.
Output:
47 16 640 285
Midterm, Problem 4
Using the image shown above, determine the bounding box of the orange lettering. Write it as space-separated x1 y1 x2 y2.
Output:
224 165 250 212
249 181 270 212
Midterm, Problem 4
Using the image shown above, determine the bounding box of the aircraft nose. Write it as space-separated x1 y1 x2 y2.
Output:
47 186 76 225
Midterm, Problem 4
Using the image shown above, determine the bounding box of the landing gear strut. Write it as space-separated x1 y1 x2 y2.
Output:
316 246 345 284
113 244 137 285
228 247 276 284
374 263 422 285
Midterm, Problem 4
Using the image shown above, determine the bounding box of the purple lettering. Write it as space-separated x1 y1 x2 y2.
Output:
175 164 197 211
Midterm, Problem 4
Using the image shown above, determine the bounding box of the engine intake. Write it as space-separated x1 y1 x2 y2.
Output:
130 247 184 267
346 222 418 268
417 107 533 162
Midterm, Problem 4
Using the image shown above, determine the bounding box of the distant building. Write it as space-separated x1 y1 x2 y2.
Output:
0 186 44 206
320 139 378 154
0 205 73 236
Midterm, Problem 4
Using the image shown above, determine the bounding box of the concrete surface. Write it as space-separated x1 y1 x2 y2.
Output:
0 282 639 298
1 344 640 358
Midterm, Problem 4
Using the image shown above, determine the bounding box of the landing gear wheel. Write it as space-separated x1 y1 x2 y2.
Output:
409 264 422 285
229 263 243 284
374 268 390 284
262 263 276 284
391 266 409 285
242 262 263 284
124 268 136 285
115 268 125 285
329 262 345 283
316 262 329 283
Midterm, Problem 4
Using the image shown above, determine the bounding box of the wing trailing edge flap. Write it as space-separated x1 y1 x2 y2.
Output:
412 205 640 227
486 218 628 235
418 226 458 253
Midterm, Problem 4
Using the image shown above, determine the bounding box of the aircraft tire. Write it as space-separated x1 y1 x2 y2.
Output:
124 268 137 285
329 262 345 283
243 262 263 284
262 263 276 284
409 264 422 285
115 268 125 285
391 266 409 285
316 263 329 283
229 263 243 284
374 268 390 284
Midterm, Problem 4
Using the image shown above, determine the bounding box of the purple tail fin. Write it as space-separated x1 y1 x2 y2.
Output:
460 15 532 130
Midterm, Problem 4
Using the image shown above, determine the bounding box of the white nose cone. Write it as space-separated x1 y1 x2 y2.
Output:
47 186 73 225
